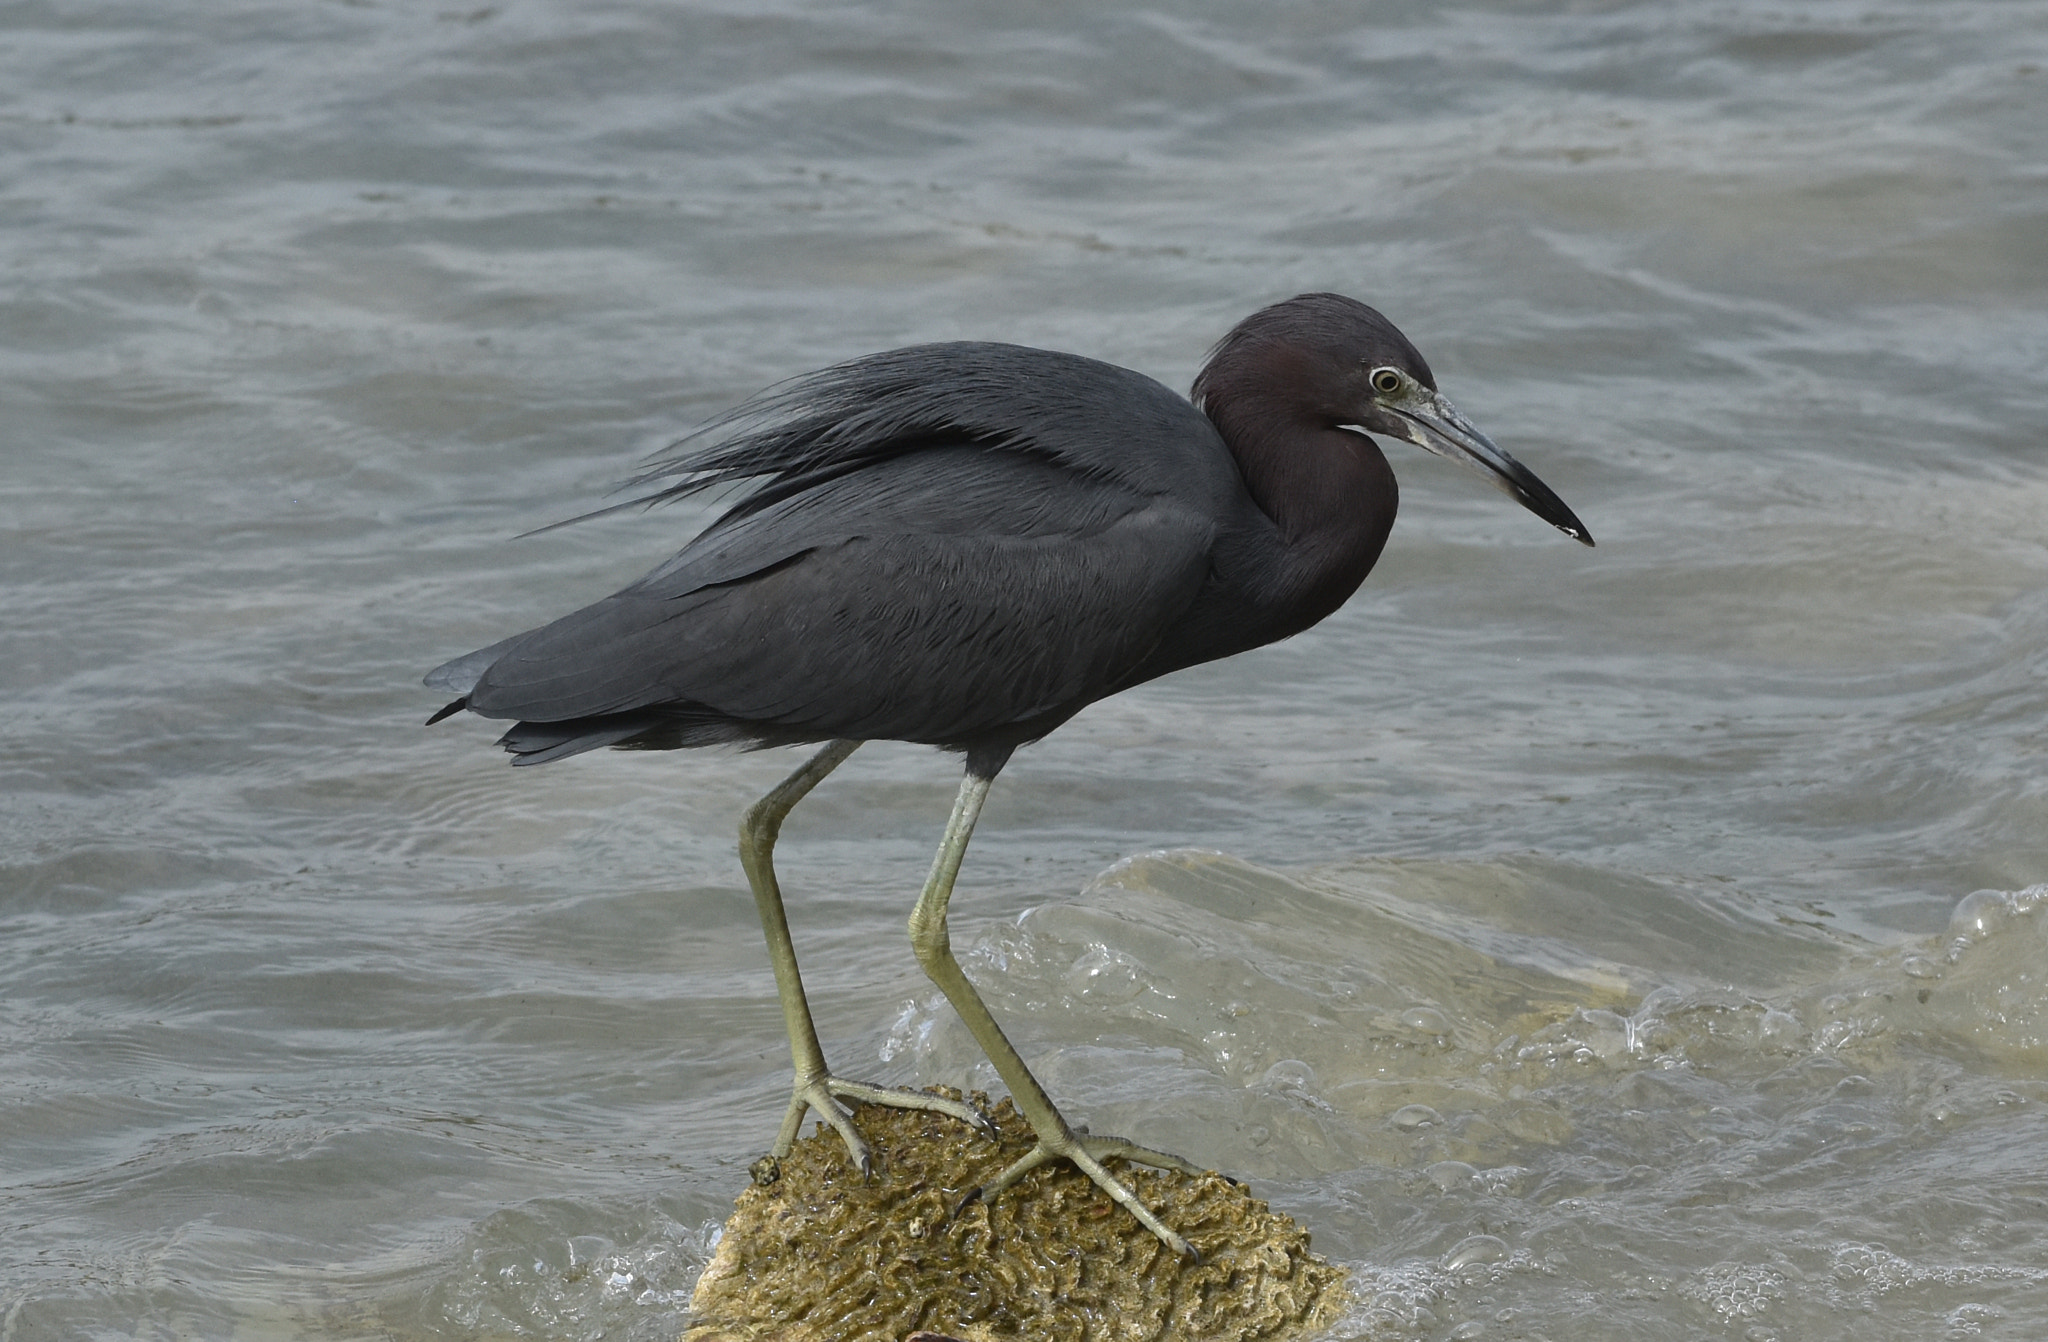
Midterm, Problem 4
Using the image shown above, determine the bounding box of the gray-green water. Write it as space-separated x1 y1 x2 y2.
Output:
5 2 2047 1339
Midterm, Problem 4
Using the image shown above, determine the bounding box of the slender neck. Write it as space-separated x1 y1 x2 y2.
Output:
1202 384 1399 634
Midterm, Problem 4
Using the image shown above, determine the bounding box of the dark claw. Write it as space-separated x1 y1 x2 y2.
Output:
749 1155 781 1186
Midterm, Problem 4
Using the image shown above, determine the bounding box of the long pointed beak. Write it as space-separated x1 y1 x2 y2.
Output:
1381 389 1595 547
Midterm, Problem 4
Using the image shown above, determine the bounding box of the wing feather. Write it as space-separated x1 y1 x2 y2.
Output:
460 451 1217 747
428 342 1249 758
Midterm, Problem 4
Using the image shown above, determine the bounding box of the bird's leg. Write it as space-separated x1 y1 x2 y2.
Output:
739 739 995 1184
907 751 1205 1262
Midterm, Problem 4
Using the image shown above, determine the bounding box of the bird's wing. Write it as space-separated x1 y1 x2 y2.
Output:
619 342 1227 527
460 448 1219 746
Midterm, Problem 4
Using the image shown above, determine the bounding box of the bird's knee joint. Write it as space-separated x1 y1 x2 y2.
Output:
739 804 777 843
739 805 789 862
907 915 950 965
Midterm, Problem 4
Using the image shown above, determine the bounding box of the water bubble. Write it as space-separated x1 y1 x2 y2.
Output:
1389 1103 1443 1130
1442 1233 1510 1270
1449 1323 1486 1340
1203 1030 1240 1072
1400 1005 1451 1035
1901 954 1942 979
1064 943 1146 1001
1260 1060 1330 1111
1261 1058 1318 1093
1576 1008 1631 1060
1948 1302 2004 1334
1426 1159 1478 1191
1681 1262 1785 1320
1758 1008 1803 1049
1949 890 2011 941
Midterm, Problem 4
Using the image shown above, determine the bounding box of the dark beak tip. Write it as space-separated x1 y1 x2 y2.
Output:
1516 487 1593 548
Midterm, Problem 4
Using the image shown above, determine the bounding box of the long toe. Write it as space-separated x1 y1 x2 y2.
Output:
1078 1132 1209 1179
782 1078 875 1177
974 1134 1200 1263
825 1078 999 1142
774 1074 998 1178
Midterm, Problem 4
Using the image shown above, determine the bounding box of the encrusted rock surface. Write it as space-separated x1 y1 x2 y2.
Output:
688 1092 1346 1342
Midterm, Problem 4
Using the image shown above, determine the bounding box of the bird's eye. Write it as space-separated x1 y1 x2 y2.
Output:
1370 368 1403 395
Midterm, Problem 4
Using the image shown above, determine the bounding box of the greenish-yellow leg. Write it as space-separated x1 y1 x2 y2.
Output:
908 757 1207 1262
740 739 996 1180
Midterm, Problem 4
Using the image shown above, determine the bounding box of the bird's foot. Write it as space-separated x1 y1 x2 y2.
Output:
760 1075 997 1183
964 1126 1209 1263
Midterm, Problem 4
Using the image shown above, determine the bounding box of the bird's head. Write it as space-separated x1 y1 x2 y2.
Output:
1200 293 1595 547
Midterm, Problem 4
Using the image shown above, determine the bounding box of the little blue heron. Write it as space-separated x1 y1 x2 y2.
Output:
425 293 1593 1261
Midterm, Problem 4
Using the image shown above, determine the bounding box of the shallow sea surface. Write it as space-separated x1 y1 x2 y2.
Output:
5 2 2047 1339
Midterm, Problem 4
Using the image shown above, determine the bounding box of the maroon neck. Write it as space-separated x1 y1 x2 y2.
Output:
1199 358 1400 633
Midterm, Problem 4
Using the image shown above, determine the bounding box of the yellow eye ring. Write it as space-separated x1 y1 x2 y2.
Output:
1370 368 1402 395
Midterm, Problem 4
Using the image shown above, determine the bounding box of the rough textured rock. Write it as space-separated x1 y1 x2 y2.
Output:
688 1093 1346 1342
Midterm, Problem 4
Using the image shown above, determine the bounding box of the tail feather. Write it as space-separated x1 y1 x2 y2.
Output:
498 716 654 765
494 708 815 764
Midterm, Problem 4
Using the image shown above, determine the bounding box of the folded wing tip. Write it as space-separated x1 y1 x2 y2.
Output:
424 697 469 726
